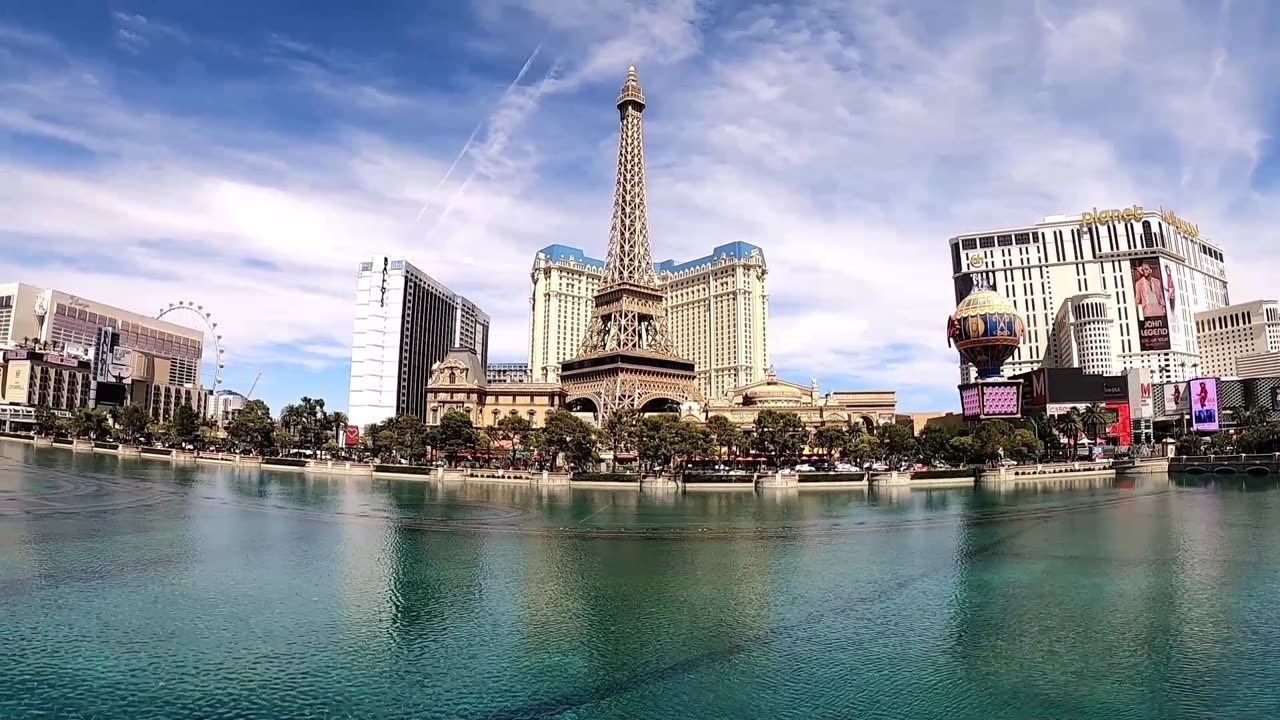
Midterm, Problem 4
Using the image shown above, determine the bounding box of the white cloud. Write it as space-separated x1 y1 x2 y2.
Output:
2 0 1279 412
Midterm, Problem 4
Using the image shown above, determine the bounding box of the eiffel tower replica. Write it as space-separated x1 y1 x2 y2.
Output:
560 65 699 420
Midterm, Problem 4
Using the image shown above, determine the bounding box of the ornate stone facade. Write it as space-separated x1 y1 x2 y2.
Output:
702 368 897 430
426 348 566 428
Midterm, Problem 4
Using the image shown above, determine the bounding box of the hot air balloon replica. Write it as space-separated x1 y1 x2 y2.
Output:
947 277 1027 420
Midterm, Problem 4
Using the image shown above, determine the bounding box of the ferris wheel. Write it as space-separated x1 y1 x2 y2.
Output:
156 300 225 389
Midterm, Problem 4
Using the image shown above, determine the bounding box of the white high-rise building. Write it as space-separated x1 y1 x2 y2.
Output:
1195 300 1280 378
948 205 1228 385
528 242 769 400
347 258 490 429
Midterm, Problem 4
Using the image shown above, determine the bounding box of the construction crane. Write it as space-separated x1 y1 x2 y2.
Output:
245 372 262 400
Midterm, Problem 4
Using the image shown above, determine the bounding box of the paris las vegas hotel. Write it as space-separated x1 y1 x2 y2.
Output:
949 204 1232 385
528 242 769 401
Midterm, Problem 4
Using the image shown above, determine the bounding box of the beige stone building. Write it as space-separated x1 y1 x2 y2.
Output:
426 348 567 428
1 350 93 413
701 368 897 430
0 282 209 423
528 242 769 400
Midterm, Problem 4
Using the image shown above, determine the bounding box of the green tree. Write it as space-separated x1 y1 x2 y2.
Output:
169 404 202 447
1238 422 1280 454
916 424 966 465
434 410 478 466
1007 428 1045 463
227 399 276 455
599 408 639 471
274 426 294 454
1057 409 1085 457
1175 434 1204 456
812 424 849 461
671 420 715 472
971 420 1015 465
385 414 428 463
32 406 58 436
69 407 110 440
1229 405 1270 431
705 414 746 464
635 414 677 471
841 426 879 467
280 396 330 452
751 409 807 468
1205 431 1233 454
1081 403 1109 444
111 404 151 444
875 423 917 465
541 409 596 471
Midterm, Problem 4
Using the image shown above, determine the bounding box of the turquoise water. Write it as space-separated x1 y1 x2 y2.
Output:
2 444 1279 719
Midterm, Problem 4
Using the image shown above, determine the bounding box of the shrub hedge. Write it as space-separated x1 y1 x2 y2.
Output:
572 473 639 482
373 464 436 475
0 431 33 440
140 446 173 456
909 468 976 480
52 437 74 445
797 473 868 483
261 457 309 468
93 441 120 450
682 474 754 483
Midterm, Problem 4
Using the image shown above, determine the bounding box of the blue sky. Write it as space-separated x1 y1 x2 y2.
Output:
2 0 1278 415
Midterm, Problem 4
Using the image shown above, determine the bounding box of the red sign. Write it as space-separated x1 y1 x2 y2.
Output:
343 425 360 447
1105 402 1132 446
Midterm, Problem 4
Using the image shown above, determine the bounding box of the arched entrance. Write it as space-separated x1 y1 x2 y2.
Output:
638 397 681 415
859 415 876 433
566 396 600 422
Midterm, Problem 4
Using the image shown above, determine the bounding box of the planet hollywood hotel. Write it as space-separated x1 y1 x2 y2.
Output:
947 205 1229 386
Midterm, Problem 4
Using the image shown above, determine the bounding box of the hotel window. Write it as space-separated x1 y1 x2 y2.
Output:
978 236 995 249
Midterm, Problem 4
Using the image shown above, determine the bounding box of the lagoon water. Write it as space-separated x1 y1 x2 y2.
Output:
2 442 1280 719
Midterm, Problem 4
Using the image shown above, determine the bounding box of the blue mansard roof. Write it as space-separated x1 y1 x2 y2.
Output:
536 242 765 274
655 242 765 275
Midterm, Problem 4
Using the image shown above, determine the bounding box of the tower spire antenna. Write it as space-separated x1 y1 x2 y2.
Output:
559 65 699 420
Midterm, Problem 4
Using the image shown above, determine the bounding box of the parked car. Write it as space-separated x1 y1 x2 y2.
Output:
834 463 857 473
794 464 815 472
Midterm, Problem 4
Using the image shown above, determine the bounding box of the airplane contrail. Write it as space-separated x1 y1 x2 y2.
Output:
426 59 560 235
411 43 543 226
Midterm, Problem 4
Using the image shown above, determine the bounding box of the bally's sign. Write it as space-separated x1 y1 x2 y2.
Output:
1159 209 1200 238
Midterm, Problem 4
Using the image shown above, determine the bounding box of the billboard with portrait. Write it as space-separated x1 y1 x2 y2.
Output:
1162 383 1188 416
1190 378 1219 432
1130 257 1172 351
1272 386 1280 413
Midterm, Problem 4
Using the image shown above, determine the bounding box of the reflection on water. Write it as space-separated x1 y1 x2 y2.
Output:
2 445 1280 719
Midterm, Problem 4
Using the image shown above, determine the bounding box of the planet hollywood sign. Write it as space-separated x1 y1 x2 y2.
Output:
1079 204 1200 238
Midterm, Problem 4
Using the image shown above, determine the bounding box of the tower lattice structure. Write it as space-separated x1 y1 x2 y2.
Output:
560 66 700 419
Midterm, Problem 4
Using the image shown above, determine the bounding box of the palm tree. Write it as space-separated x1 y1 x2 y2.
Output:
1058 409 1085 459
1081 403 1109 445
